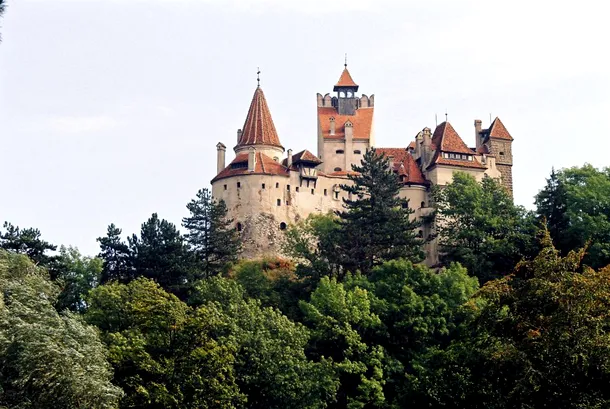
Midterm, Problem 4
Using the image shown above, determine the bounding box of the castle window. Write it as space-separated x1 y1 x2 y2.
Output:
354 150 361 154
417 230 424 238
279 222 287 230
420 201 425 208
277 199 281 206
287 185 290 191
262 183 265 189
237 182 241 188
334 167 342 172
500 151 505 156
224 184 227 190
402 202 409 209
336 150 344 154
276 182 279 188
311 189 315 195
295 187 299 192
334 191 339 200
324 189 328 196
236 222 242 232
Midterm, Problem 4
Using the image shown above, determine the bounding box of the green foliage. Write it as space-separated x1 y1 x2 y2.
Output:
192 277 338 409
0 250 123 408
537 164 610 269
0 221 58 271
97 223 132 284
337 148 424 275
182 188 241 278
433 172 538 282
129 213 193 298
86 278 242 409
413 232 610 408
283 213 343 282
54 246 103 312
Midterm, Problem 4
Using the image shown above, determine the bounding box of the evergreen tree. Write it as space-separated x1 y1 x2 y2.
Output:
182 188 240 278
535 167 571 252
0 221 58 269
336 148 424 275
97 223 132 284
129 213 192 297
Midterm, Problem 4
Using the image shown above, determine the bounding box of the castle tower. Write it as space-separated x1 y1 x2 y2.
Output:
477 117 514 196
316 64 375 174
234 85 285 161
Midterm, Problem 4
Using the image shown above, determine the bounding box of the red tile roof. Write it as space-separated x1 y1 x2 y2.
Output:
237 87 283 149
431 122 474 154
488 117 513 141
431 156 486 170
292 149 322 164
335 67 358 88
377 148 427 185
318 107 374 140
211 152 289 182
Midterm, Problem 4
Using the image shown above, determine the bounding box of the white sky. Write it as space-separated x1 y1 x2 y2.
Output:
1 0 609 256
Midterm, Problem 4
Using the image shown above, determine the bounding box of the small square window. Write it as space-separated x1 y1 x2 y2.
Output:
324 189 328 196
277 199 281 206
295 187 299 192
262 183 265 189
224 184 227 190
237 182 241 188
287 185 290 191
311 189 314 194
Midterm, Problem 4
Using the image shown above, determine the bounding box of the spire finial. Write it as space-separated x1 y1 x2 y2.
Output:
257 67 261 87
445 110 448 122
344 53 347 68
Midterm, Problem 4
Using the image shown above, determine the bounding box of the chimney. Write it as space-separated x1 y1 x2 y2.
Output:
248 147 256 172
216 142 226 174
387 155 395 172
329 117 336 136
287 149 293 168
474 119 482 150
415 131 423 158
421 127 432 166
345 120 353 141
237 128 243 144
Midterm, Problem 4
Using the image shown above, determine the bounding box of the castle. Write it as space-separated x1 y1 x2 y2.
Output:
211 65 514 265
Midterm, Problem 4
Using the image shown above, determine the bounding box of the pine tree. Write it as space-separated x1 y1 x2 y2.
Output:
182 188 241 278
129 213 192 297
535 168 571 253
97 223 132 284
0 221 58 269
336 148 424 275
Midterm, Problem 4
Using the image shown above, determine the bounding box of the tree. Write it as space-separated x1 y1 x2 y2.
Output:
182 188 241 278
54 246 103 312
536 164 610 269
86 278 242 409
433 172 538 283
0 250 123 408
336 148 424 276
282 213 342 282
0 221 58 270
97 223 132 284
192 277 338 409
129 213 192 297
535 168 570 250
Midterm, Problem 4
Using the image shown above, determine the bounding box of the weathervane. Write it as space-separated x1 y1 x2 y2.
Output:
257 67 261 87
344 53 347 68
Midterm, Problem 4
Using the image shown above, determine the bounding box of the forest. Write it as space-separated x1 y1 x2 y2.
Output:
1 149 610 409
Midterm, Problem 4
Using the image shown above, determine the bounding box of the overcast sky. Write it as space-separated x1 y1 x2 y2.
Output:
1 0 609 256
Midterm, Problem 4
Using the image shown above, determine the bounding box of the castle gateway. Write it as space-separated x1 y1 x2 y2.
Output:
211 65 513 265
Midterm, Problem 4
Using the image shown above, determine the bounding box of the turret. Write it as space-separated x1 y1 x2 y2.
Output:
216 142 226 174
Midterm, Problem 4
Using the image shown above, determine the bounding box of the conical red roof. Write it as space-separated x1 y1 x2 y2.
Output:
237 86 283 148
334 67 359 91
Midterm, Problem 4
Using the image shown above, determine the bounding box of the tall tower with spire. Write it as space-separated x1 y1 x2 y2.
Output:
316 64 375 174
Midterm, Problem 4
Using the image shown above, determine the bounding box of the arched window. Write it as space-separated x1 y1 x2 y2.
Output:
417 230 424 238
279 222 287 230
420 201 426 208
336 150 344 154
236 222 243 232
334 167 342 172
